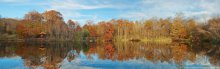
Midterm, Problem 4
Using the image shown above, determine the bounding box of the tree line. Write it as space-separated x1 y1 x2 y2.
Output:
0 10 220 43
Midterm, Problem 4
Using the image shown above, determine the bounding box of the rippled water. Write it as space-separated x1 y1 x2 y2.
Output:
0 42 219 69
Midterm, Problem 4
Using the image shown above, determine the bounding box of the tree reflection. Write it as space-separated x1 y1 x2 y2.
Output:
0 42 84 69
190 43 220 66
85 42 220 67
15 43 45 68
0 42 220 68
104 43 115 59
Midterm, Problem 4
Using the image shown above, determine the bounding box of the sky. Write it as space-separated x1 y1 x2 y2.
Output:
0 0 220 25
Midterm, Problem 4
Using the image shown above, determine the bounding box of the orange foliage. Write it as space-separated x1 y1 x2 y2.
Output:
16 22 27 38
103 22 114 41
84 23 97 37
104 43 115 59
172 43 188 63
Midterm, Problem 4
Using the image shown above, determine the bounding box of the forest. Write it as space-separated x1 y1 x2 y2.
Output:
0 10 220 43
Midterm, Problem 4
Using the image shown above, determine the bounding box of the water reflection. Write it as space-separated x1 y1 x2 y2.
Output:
0 42 219 69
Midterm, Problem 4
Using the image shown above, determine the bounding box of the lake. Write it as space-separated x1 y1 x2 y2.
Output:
0 41 219 69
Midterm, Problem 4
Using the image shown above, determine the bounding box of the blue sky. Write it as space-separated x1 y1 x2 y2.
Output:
0 0 220 25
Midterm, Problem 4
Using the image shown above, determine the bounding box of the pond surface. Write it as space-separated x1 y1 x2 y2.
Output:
0 42 219 69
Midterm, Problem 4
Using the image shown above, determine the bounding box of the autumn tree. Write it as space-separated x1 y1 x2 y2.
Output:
24 10 43 22
144 19 155 38
67 19 82 40
158 18 171 36
1 10 219 43
16 20 42 39
185 19 199 41
43 10 68 39
0 16 3 34
170 16 188 40
144 20 153 30
16 21 28 38
207 17 220 40
112 19 134 41
83 20 97 37
96 21 114 41
15 11 46 39
67 20 77 29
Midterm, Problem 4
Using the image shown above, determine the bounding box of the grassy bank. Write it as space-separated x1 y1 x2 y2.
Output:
141 37 172 44
113 36 172 44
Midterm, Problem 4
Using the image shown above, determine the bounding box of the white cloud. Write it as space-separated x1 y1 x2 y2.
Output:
3 0 219 24
0 0 33 3
119 0 220 21
119 12 148 21
46 0 220 24
48 0 118 10
0 0 48 6
46 0 124 25
0 0 26 3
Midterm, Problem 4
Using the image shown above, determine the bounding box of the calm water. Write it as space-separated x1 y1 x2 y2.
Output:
0 42 219 69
